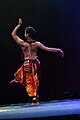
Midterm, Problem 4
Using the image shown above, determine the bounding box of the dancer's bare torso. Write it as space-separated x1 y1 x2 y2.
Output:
16 37 51 60
20 41 38 60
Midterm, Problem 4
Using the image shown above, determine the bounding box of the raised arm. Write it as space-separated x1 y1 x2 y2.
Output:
37 42 64 57
11 18 24 45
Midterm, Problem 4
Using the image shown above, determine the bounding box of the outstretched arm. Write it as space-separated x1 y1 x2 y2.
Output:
11 18 24 45
37 42 64 57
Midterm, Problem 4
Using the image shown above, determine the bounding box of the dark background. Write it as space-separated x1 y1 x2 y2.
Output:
0 0 80 104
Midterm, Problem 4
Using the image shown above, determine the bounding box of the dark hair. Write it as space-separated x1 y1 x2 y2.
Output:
25 26 36 39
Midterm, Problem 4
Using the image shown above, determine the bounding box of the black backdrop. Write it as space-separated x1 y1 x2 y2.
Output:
0 0 80 104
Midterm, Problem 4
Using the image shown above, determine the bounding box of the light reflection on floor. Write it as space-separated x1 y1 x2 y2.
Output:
0 99 80 119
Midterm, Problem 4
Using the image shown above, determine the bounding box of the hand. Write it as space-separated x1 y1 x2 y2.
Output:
18 18 22 26
59 49 64 58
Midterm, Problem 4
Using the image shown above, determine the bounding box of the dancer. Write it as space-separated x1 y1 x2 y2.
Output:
10 18 64 105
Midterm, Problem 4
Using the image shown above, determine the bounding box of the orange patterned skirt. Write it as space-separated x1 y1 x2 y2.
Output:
14 59 40 97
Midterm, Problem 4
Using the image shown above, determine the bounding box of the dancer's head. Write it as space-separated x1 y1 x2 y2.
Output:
24 26 36 40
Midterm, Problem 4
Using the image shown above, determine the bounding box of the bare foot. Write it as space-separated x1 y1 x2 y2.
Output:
31 102 40 106
10 79 18 83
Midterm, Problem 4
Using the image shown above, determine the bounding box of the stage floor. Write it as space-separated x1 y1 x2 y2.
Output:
0 99 80 119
